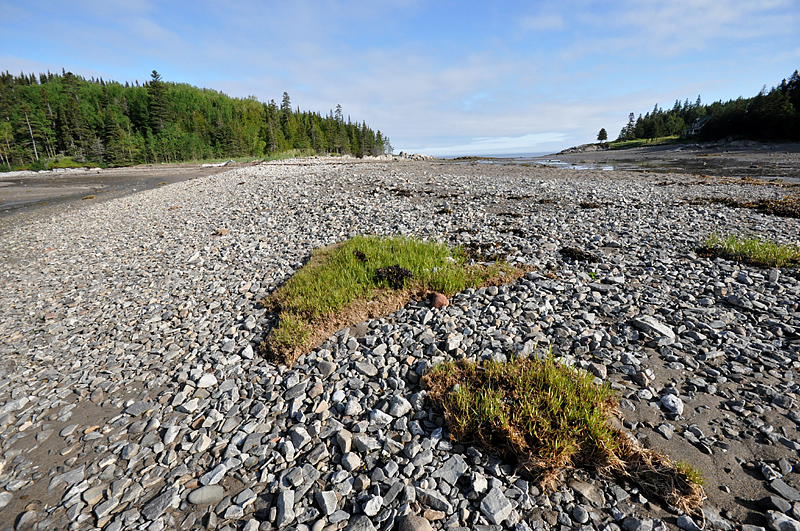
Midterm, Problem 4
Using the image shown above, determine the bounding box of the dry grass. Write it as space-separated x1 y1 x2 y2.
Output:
424 356 706 515
688 191 800 218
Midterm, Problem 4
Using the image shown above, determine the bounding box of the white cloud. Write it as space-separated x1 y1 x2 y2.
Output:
587 0 799 57
2 0 797 158
405 132 568 156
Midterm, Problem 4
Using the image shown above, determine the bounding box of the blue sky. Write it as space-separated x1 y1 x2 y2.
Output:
2 1 798 156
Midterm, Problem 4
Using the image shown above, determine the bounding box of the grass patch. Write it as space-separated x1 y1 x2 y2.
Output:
180 149 315 166
260 235 526 366
607 135 684 150
700 233 800 268
424 356 706 515
262 148 317 162
46 156 88 169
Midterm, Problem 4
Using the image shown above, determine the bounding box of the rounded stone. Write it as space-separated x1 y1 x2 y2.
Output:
396 515 434 531
188 485 226 505
430 292 449 309
572 504 590 524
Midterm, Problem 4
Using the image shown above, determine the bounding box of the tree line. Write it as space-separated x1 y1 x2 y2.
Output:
0 70 391 171
616 69 800 142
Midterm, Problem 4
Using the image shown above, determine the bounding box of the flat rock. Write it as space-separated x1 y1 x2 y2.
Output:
632 315 675 339
431 454 468 485
345 515 376 531
767 511 800 531
276 490 295 527
124 400 152 416
141 488 177 520
317 360 337 378
48 465 85 491
187 485 225 505
196 372 218 388
770 479 800 502
569 480 605 507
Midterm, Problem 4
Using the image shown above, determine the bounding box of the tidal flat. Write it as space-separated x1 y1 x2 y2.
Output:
0 155 799 530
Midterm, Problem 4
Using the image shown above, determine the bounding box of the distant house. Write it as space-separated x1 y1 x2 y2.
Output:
683 115 712 136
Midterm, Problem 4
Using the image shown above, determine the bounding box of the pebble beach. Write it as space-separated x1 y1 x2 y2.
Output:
1 158 799 531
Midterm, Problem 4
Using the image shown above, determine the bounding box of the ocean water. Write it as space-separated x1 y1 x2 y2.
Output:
440 152 615 171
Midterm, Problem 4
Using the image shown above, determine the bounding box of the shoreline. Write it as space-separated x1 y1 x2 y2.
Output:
0 154 434 221
438 141 800 183
540 140 800 182
1 160 799 530
0 163 251 220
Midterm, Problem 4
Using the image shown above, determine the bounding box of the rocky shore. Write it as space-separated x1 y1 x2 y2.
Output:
548 141 800 182
1 159 799 531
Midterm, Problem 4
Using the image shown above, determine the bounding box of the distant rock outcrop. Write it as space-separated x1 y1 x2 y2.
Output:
395 151 436 161
557 144 609 155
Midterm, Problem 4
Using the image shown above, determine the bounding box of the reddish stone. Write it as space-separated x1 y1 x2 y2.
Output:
430 292 449 309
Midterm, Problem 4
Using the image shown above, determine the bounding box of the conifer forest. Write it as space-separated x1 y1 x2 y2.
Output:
616 70 800 142
0 70 391 171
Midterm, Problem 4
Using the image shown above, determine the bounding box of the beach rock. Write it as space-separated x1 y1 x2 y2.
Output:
396 515 434 531
315 491 339 515
430 292 449 308
3 159 800 531
480 487 513 524
345 515 377 531
141 488 177 520
771 479 800 502
660 394 684 415
276 490 296 527
632 315 675 339
0 492 12 509
767 511 800 531
188 485 225 505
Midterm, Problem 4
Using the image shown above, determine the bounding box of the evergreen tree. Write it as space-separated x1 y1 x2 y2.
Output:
148 70 167 134
0 70 389 169
597 128 607 142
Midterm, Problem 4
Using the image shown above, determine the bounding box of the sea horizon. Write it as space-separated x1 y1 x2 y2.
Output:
436 151 555 160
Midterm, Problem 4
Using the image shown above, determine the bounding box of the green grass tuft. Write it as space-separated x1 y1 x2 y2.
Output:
677 462 706 486
261 235 523 366
607 135 683 150
47 156 89 169
269 312 313 352
424 355 707 513
272 235 507 321
424 356 620 481
702 233 800 268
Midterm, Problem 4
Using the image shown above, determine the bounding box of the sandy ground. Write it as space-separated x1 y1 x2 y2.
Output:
3 142 799 225
0 163 249 222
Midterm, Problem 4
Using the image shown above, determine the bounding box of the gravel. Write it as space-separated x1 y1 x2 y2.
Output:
1 158 799 530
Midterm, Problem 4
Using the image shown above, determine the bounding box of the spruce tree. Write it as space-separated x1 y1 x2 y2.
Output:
148 70 167 134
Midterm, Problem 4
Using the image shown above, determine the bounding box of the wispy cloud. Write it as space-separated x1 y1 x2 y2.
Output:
2 0 798 155
405 132 568 156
